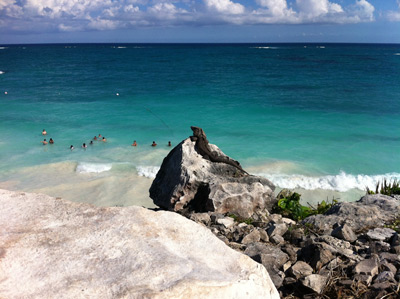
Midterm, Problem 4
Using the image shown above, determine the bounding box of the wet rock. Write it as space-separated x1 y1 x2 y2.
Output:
301 274 328 294
150 130 276 218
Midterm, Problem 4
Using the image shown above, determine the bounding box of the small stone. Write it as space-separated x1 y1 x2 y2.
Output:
238 222 247 228
381 260 397 275
281 217 296 226
379 252 400 263
392 245 400 254
241 229 261 245
258 228 269 243
271 234 285 245
338 279 353 286
190 213 211 226
283 261 292 272
289 261 313 280
301 274 328 294
371 281 393 291
366 227 396 241
210 213 224 223
374 271 395 284
267 223 288 237
331 223 357 243
354 257 379 277
217 217 235 228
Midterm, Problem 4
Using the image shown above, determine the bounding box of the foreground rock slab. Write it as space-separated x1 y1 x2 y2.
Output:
0 189 279 299
150 127 276 218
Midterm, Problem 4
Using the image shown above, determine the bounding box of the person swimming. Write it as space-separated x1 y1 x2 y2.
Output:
42 129 47 135
70 145 74 150
41 139 48 145
102 137 107 142
82 143 87 149
90 140 93 145
168 141 171 147
93 136 97 140
132 140 137 146
49 138 54 144
151 141 157 147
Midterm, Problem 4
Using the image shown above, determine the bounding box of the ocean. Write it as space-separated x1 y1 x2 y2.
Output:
0 43 399 207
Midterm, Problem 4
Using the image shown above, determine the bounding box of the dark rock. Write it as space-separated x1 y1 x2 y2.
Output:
150 129 276 218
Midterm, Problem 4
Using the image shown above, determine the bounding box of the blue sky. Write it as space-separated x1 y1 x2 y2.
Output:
1 0 400 43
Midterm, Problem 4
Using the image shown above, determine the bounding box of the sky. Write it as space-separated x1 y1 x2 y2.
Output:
0 0 400 43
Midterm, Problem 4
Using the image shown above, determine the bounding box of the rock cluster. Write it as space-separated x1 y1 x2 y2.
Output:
184 191 400 298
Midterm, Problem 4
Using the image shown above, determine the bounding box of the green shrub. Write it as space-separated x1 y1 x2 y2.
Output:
273 192 338 221
367 179 400 195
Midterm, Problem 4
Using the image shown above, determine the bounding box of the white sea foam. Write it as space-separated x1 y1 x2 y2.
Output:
136 166 160 178
251 47 279 49
0 71 4 74
258 171 400 192
0 47 7 50
76 162 112 173
394 53 400 56
117 46 127 49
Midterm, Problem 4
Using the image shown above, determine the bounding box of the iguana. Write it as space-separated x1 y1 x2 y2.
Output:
190 126 248 175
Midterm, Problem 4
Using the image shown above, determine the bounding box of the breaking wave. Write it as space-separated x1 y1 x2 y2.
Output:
259 171 400 192
76 162 112 173
136 166 160 178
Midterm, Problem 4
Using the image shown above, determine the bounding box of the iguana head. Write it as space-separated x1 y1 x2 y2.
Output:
191 126 206 138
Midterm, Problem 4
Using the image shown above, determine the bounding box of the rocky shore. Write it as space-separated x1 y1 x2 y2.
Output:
150 127 400 298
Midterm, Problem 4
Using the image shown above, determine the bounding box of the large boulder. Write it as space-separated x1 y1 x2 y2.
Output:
149 129 276 218
0 189 279 299
302 194 400 233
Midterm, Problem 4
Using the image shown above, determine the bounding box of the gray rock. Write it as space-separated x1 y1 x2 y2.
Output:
289 261 313 279
150 136 276 218
241 229 261 245
270 234 285 245
354 274 373 285
379 252 400 263
244 242 289 268
267 223 288 237
302 194 400 233
381 260 397 275
301 274 328 294
331 223 357 242
189 212 211 226
374 271 395 283
354 257 379 276
367 227 396 241
0 189 280 299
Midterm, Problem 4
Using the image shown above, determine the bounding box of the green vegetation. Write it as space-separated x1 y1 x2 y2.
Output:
366 179 400 195
385 218 400 233
273 191 338 221
228 214 253 225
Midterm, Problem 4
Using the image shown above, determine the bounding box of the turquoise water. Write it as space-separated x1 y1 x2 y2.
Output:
0 43 400 206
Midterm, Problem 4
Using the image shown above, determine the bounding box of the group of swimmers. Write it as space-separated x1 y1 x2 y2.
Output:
40 129 172 149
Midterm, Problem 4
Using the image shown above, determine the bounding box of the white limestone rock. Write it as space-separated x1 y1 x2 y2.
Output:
0 189 279 299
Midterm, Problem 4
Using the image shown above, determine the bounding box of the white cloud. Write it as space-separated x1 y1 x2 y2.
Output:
0 0 378 33
203 0 245 14
387 0 400 22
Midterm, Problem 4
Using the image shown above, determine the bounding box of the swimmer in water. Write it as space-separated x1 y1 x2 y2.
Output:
90 140 93 145
98 134 102 138
82 143 87 149
70 145 74 150
151 141 157 147
102 137 107 142
168 141 171 147
49 138 54 144
132 140 137 146
42 129 47 135
41 139 48 145
93 136 97 140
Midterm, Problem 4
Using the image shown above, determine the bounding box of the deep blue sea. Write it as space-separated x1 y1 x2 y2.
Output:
0 43 399 206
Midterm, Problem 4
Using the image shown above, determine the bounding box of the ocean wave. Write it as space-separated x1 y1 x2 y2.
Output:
251 46 279 49
0 71 4 74
394 53 400 56
136 166 160 178
76 162 112 173
259 171 400 192
0 47 8 50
